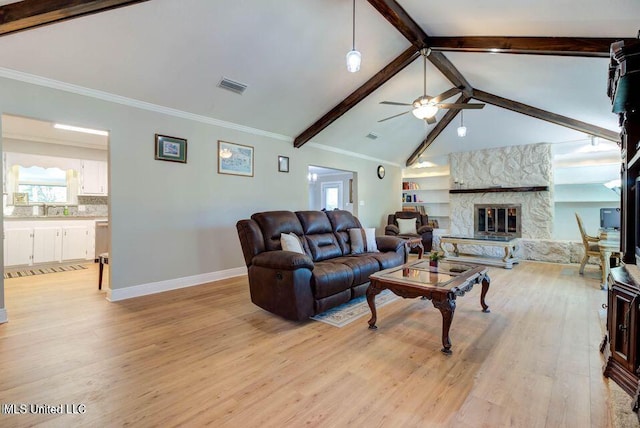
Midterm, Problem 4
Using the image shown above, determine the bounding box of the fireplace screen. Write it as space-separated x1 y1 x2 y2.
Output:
475 204 521 238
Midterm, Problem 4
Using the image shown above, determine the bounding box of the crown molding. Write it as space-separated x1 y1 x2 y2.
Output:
0 67 400 167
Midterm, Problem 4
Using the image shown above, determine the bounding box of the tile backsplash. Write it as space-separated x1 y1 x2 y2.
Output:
6 195 108 218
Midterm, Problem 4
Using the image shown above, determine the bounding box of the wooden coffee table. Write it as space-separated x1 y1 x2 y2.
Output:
367 259 490 355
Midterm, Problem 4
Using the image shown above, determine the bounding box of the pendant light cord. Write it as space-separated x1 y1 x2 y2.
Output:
352 0 356 50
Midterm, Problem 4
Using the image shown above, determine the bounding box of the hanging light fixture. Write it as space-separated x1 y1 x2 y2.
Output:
346 0 361 72
308 173 318 183
457 110 467 137
411 49 437 120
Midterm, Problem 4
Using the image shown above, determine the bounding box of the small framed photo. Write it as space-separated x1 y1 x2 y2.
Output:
278 155 289 173
155 134 187 163
218 140 254 177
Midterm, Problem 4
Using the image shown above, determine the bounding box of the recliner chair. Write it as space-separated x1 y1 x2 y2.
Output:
385 211 433 252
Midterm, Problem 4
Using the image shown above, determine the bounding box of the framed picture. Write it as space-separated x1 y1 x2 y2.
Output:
278 155 289 173
155 134 187 163
218 140 254 177
13 192 28 205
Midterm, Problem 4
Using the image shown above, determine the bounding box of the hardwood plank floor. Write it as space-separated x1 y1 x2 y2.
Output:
0 261 616 427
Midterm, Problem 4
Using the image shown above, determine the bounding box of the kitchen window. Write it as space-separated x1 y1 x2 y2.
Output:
17 166 68 203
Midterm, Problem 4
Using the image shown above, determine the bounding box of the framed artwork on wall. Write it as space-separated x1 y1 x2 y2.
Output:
278 155 289 173
218 140 254 177
155 134 187 163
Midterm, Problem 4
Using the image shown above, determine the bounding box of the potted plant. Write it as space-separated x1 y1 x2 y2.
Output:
429 251 443 267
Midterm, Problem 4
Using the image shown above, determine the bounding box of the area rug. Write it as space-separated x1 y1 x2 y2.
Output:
310 289 400 327
4 264 88 279
609 381 640 428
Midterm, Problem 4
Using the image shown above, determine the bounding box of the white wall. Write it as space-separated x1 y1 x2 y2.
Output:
0 76 401 311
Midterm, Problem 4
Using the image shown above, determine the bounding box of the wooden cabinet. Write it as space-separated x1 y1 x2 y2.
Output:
604 267 640 397
32 227 62 264
80 160 108 195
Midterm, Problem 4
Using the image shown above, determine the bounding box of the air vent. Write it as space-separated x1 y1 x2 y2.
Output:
365 132 379 140
218 77 247 95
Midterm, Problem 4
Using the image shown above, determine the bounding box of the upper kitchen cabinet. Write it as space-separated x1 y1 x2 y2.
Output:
80 160 108 196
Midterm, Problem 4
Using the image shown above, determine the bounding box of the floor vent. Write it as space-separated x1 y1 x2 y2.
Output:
366 132 379 140
218 77 247 95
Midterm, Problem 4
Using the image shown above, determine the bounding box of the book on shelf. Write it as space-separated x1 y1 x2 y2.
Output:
402 181 420 190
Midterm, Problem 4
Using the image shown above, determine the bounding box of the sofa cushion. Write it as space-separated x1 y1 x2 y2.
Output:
296 211 333 234
252 211 304 251
325 210 362 255
311 261 354 299
328 255 380 285
364 228 379 252
368 251 404 270
306 233 343 261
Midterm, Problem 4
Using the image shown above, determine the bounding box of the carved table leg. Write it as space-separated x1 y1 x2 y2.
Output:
480 273 491 313
432 293 456 355
366 282 383 330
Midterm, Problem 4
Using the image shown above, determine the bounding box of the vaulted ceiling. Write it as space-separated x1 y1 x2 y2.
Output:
0 0 638 168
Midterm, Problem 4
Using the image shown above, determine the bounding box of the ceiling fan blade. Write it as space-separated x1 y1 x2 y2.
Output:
430 88 460 103
380 101 412 106
425 116 437 125
378 110 411 122
437 103 485 109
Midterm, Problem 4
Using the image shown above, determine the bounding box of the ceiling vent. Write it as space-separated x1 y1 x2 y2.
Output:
365 132 379 140
218 77 247 95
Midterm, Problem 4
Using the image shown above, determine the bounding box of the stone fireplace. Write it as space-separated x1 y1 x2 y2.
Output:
475 204 521 238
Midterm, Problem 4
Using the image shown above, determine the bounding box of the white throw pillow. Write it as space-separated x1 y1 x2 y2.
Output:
280 232 305 254
363 227 379 253
397 218 417 235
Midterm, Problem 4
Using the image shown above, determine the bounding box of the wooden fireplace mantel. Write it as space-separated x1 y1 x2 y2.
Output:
449 186 549 194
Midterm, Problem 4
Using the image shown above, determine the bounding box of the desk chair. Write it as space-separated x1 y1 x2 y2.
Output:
575 213 601 275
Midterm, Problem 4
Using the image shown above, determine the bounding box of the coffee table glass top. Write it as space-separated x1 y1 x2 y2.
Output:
374 260 478 289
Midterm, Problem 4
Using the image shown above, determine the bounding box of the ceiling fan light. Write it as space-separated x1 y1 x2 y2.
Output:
346 49 361 72
457 126 467 137
412 103 438 119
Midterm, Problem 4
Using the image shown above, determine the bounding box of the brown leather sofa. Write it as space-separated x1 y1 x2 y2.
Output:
385 211 434 252
236 210 405 321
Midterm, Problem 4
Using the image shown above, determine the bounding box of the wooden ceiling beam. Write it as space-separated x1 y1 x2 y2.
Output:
293 46 419 148
406 95 469 166
0 0 149 37
472 89 620 142
427 36 637 58
367 0 472 92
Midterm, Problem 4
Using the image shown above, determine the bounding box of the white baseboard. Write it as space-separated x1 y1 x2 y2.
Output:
106 266 247 302
0 308 7 324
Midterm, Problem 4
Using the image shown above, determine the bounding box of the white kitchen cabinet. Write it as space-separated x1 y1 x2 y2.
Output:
4 220 96 267
80 160 108 195
62 226 89 261
5 228 33 266
33 227 62 264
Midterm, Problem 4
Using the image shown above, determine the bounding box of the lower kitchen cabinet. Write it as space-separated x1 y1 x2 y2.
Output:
5 228 33 266
33 227 62 264
3 220 97 267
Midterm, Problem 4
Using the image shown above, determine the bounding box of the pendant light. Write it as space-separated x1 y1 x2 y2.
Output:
457 110 467 137
346 0 361 72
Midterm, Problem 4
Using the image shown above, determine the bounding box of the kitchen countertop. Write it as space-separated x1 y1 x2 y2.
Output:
4 216 108 221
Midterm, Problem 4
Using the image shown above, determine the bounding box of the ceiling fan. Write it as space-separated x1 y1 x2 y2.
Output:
378 48 485 125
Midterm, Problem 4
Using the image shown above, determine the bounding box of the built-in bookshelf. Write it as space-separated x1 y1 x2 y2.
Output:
402 175 450 229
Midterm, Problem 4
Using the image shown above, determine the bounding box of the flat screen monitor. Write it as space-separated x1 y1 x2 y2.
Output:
600 208 620 230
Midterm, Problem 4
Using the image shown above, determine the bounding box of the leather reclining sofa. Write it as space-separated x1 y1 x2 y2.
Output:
236 210 406 321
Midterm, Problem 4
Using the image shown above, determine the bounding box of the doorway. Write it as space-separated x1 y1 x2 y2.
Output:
1 114 110 307
307 165 356 214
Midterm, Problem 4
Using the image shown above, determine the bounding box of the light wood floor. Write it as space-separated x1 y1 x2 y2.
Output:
0 261 615 427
